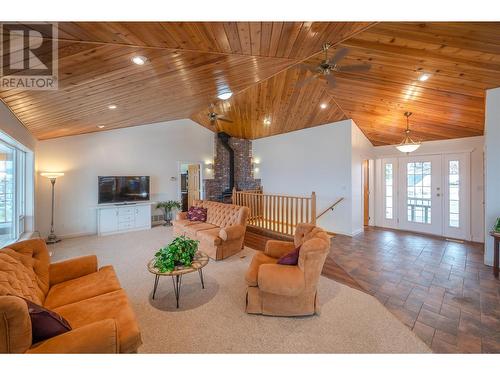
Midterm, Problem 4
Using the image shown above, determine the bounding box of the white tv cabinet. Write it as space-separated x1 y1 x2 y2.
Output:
97 202 152 236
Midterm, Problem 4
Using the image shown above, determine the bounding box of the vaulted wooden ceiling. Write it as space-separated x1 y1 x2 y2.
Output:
1 22 500 145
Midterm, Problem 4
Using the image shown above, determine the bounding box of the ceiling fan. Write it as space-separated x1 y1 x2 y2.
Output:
296 43 371 89
207 103 233 126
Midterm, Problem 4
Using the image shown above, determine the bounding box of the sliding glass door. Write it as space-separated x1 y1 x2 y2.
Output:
0 139 27 247
0 142 15 245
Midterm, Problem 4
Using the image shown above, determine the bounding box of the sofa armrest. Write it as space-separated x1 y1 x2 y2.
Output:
258 264 305 296
49 255 98 286
26 319 119 354
176 211 188 220
264 240 296 259
219 224 246 241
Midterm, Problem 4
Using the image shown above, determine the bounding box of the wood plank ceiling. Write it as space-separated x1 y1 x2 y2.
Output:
1 22 500 145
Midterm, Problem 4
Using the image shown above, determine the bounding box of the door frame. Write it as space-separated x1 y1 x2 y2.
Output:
376 151 472 241
177 161 204 204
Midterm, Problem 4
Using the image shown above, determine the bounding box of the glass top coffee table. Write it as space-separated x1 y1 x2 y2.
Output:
147 251 209 308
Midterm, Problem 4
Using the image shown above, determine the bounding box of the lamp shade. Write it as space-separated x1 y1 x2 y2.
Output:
395 143 421 153
40 172 64 179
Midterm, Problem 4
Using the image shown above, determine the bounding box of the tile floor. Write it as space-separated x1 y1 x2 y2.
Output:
327 227 500 353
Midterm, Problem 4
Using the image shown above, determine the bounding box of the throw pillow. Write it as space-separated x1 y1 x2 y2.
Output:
277 246 301 266
23 298 72 344
187 206 207 222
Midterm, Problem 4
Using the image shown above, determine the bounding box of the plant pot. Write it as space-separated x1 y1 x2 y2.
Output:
164 209 173 226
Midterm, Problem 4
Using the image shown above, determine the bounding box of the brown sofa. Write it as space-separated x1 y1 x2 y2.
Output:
245 223 331 316
173 200 249 260
0 239 142 353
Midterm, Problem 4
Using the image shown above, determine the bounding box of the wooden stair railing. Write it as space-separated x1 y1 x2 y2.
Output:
316 197 345 220
232 188 316 236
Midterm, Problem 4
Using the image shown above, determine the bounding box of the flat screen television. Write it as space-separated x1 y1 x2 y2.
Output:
98 176 150 204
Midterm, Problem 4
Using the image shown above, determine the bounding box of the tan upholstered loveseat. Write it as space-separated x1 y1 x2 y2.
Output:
245 223 331 316
173 200 249 260
0 239 142 353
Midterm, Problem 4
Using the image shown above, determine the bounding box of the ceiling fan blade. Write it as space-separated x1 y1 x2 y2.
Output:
217 116 233 123
325 74 336 88
330 48 349 65
337 64 372 72
298 63 318 73
296 73 319 88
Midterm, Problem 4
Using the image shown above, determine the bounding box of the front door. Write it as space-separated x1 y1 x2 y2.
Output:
398 155 443 236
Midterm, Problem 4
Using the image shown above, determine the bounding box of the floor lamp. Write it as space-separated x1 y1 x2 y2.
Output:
40 172 64 244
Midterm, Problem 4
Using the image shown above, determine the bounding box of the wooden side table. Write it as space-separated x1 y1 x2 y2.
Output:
490 231 500 278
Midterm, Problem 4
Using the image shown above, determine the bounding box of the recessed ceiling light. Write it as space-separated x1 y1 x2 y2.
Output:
131 56 147 65
320 103 328 109
418 73 430 82
108 104 117 110
217 91 233 100
263 118 271 126
97 125 105 129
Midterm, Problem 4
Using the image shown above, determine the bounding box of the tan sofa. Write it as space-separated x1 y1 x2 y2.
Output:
245 223 331 316
173 200 249 260
0 239 142 353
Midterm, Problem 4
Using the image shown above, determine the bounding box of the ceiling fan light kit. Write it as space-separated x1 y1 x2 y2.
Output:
395 111 421 153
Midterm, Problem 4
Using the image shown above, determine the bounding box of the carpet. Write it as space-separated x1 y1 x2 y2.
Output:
50 226 431 353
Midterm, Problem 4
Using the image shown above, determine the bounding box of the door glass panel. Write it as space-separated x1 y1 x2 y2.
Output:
449 160 460 228
407 161 431 224
385 163 393 219
0 143 15 246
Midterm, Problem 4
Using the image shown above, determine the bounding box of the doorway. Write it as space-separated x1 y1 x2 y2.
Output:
179 163 201 211
380 153 470 240
363 160 369 226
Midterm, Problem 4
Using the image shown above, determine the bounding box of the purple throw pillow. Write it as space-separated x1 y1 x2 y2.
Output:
23 298 72 344
277 246 301 265
187 206 207 222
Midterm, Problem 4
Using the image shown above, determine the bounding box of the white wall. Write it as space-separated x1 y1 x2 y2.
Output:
36 119 214 238
485 87 500 266
253 119 373 236
373 136 485 243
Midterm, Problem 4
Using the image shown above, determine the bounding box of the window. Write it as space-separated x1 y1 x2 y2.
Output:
385 163 393 219
449 160 460 228
0 138 28 247
407 161 432 224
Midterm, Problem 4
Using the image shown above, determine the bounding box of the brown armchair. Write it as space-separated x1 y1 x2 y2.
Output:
245 223 331 316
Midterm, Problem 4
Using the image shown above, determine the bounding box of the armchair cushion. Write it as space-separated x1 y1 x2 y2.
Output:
49 255 98 286
219 224 245 241
44 265 121 309
24 298 71 344
26 319 118 354
258 264 305 296
264 240 296 259
53 289 141 354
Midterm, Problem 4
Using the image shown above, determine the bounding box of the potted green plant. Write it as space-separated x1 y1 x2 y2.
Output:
153 236 199 272
156 200 181 226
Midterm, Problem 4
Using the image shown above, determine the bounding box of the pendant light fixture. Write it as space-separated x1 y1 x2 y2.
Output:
395 111 421 153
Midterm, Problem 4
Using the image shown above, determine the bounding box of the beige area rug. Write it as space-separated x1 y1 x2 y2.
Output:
50 226 431 353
